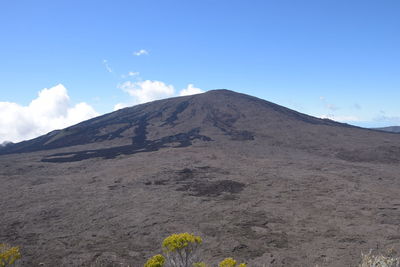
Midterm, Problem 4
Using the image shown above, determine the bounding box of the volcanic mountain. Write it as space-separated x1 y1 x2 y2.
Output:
1 90 400 266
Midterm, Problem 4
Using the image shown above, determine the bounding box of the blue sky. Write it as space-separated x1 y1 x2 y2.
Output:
1 0 399 142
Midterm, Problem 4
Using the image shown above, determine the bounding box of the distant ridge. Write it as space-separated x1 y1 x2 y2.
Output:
373 126 400 133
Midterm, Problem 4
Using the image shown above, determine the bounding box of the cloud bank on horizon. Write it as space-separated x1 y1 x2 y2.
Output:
0 84 98 143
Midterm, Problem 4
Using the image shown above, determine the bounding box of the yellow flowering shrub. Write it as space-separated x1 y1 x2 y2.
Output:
144 233 203 267
162 233 202 253
219 258 236 267
0 244 21 267
144 254 165 267
145 233 249 267
219 257 246 267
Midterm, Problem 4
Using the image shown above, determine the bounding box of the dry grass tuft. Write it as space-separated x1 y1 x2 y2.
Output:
359 249 400 267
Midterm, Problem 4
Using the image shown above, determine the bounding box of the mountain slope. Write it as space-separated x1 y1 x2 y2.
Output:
0 90 343 154
1 90 400 266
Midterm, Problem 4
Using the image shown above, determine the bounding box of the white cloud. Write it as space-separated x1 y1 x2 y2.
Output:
0 84 98 143
179 84 204 96
121 80 175 103
103 59 113 73
121 71 140 78
128 71 139 76
114 81 205 110
114 80 175 110
133 49 148 56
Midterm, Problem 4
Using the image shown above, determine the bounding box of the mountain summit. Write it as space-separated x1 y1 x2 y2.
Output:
1 90 400 266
